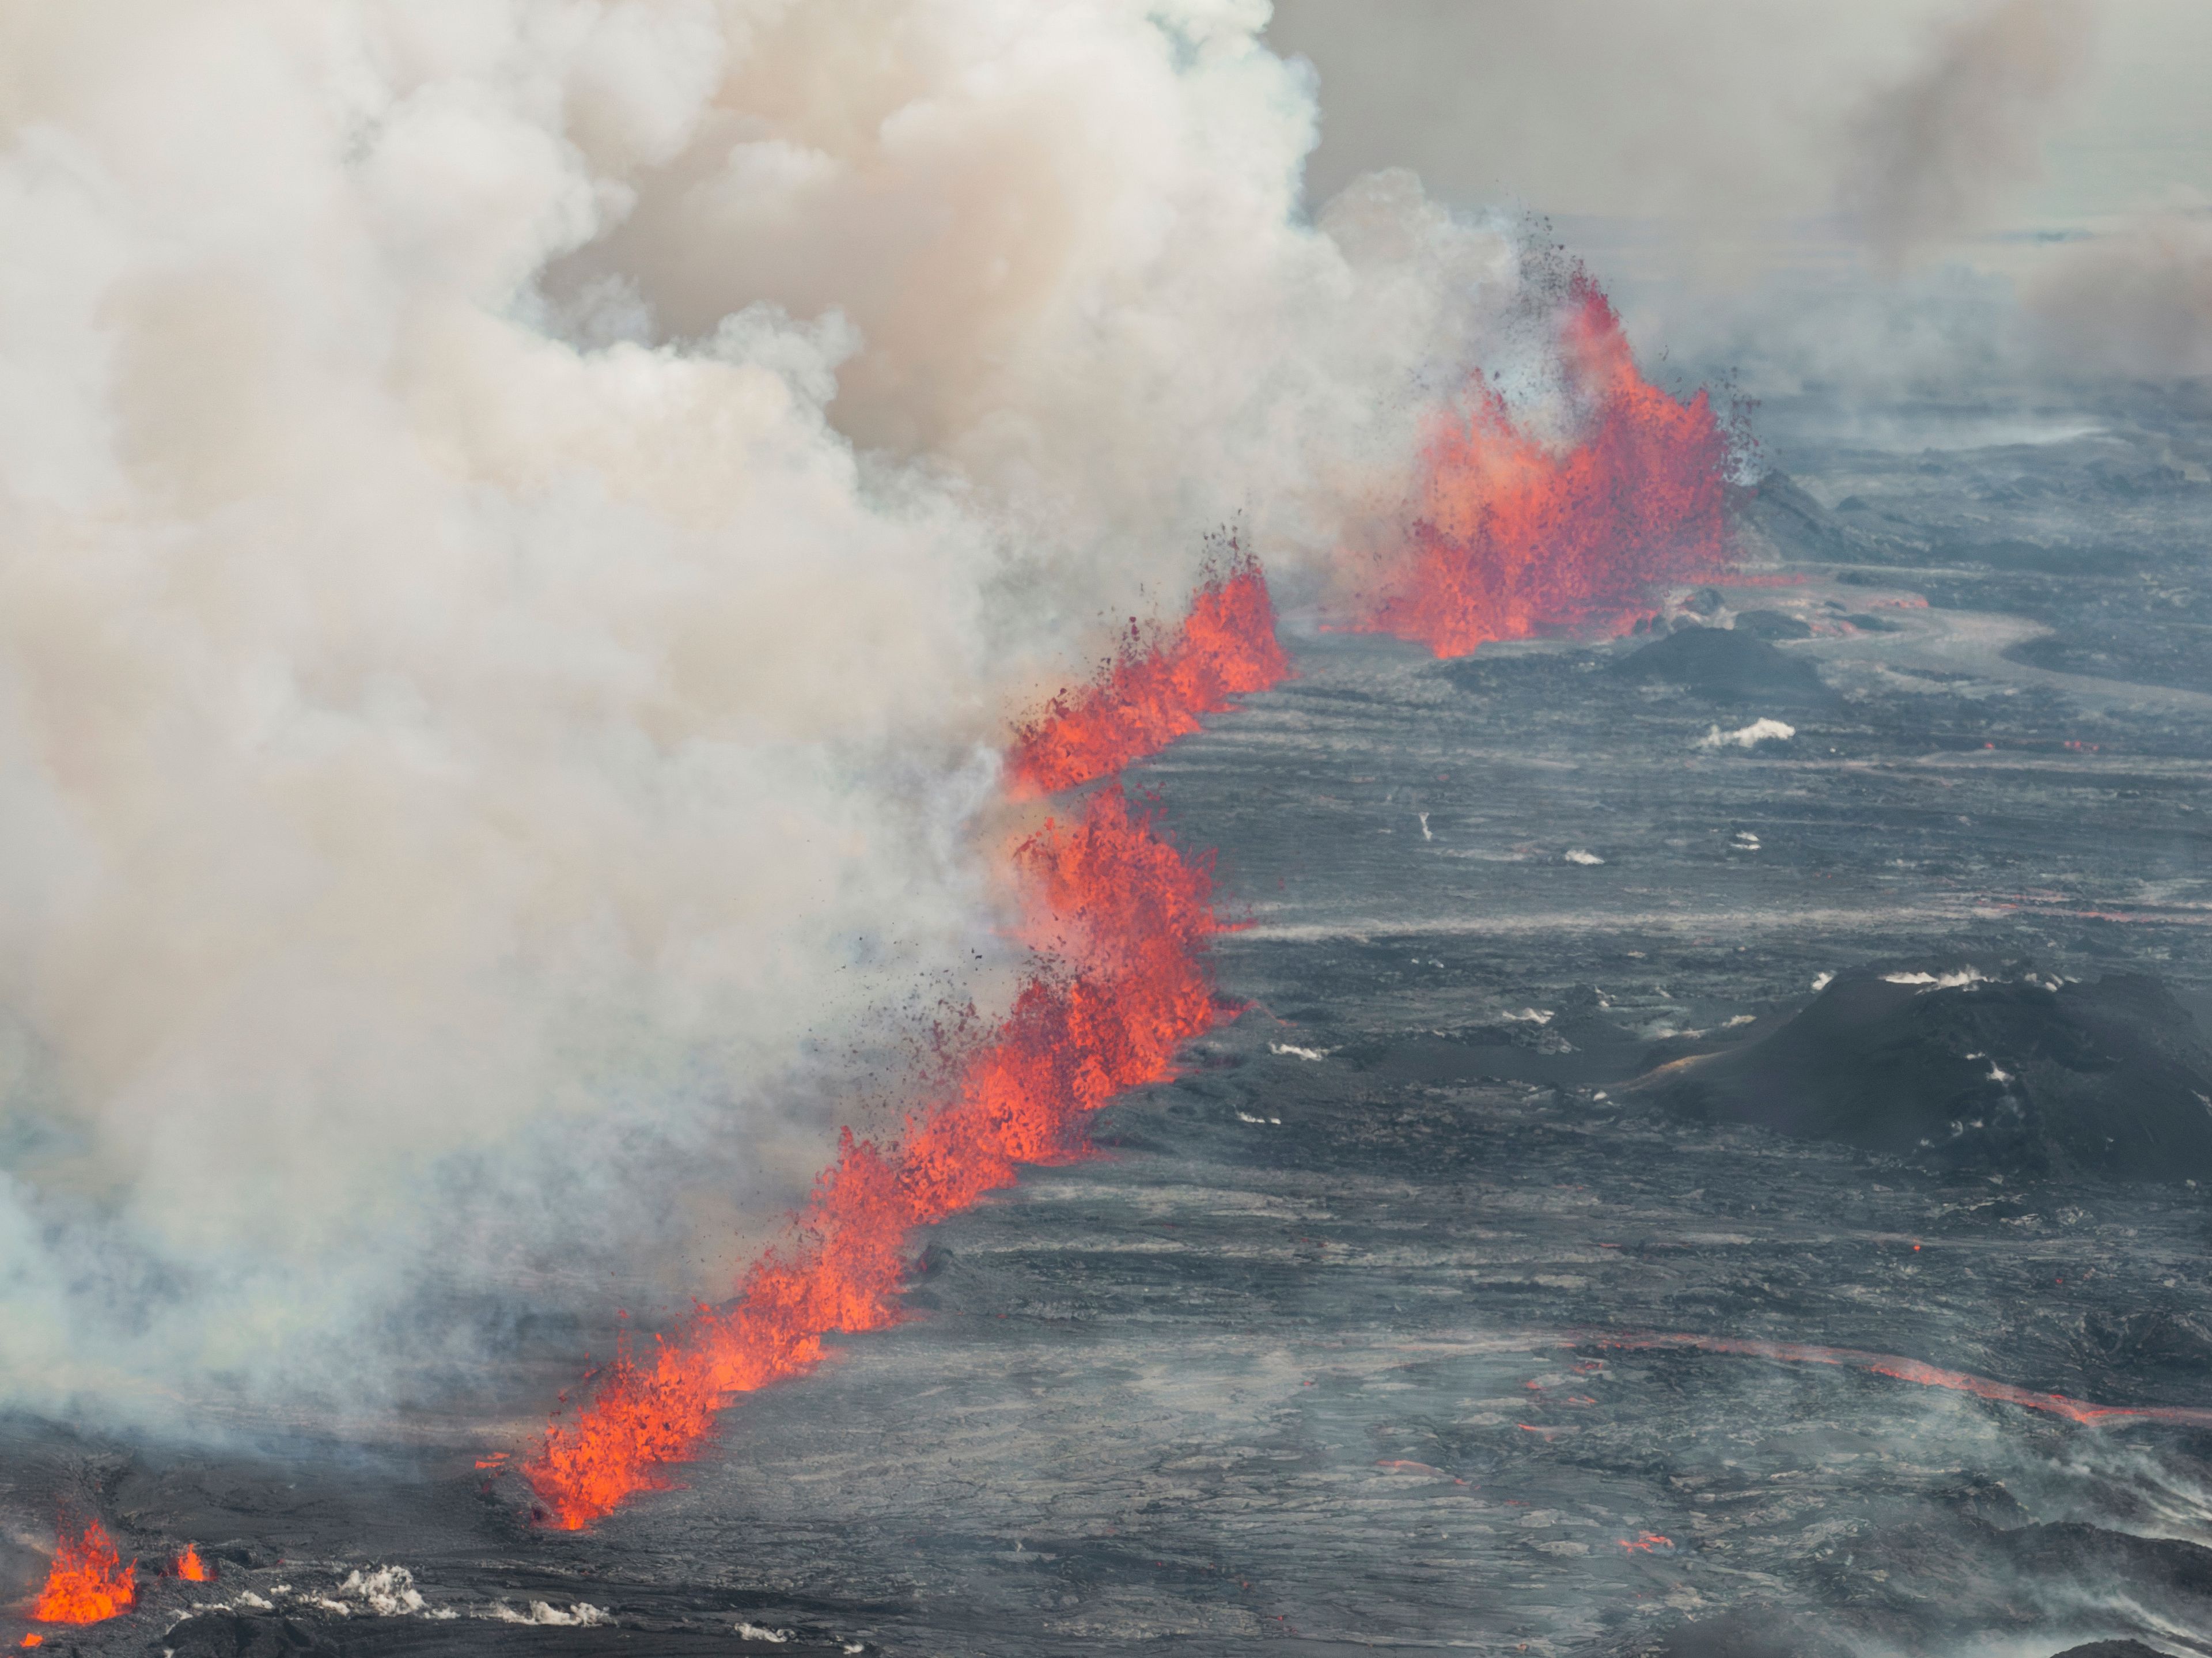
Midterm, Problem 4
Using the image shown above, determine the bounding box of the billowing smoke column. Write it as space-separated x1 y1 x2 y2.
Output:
0 0 1730 1500
0 0 1519 1419
1355 273 1733 658
524 573 1282 1530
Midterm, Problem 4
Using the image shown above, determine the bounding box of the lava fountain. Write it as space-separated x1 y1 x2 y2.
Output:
27 1520 135 1628
1358 271 1732 658
522 569 1291 1529
1006 545 1289 798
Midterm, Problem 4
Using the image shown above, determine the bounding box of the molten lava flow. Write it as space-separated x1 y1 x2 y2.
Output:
1359 272 1731 658
524 786 1225 1528
1590 1333 2212 1429
173 1546 212 1582
1006 551 1289 796
29 1521 135 1626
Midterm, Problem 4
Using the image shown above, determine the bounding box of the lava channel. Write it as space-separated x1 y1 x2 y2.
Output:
1585 1332 2212 1429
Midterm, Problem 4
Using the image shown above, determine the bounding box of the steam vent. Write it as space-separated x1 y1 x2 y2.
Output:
4 5 2212 1657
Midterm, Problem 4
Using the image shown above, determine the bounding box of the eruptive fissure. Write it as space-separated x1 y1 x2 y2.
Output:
518 278 1736 1531
26 1521 135 1628
522 570 1291 1530
1006 548 1290 798
1358 273 1733 658
1588 1333 2212 1429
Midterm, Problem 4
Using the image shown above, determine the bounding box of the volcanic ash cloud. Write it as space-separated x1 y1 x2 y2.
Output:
0 0 1529 1419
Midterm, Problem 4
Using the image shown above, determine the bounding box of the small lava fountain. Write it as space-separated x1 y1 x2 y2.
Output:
1358 271 1733 658
28 1521 135 1629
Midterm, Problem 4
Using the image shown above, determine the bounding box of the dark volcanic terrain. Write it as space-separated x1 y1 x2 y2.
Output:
6 389 2212 1657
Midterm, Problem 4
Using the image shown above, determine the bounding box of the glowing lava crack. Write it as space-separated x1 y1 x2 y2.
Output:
522 576 1286 1530
520 268 1734 1530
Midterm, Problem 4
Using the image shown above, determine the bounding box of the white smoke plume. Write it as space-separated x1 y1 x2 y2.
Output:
2028 208 2212 380
1841 0 2097 270
0 0 1521 1425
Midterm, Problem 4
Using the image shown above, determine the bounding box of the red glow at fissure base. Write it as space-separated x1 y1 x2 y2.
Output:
1358 273 1731 659
29 1521 135 1626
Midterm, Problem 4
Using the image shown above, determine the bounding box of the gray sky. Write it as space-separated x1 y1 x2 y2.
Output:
1266 1 2212 233
1266 1 2212 387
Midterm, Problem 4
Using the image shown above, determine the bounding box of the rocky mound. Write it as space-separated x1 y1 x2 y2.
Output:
1733 608 1813 641
1642 966 2212 1182
1609 624 1834 706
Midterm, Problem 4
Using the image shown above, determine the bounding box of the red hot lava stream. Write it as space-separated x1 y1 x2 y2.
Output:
1357 271 1732 658
1584 1333 2212 1430
522 573 1289 1530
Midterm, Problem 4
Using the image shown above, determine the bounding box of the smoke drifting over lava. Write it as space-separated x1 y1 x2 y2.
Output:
0 1 1615 1426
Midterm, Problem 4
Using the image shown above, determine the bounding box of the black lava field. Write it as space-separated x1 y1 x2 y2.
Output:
8 388 2212 1658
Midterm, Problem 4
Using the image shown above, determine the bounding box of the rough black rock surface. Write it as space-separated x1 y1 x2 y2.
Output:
1732 609 1814 641
1612 1607 1855 1657
166 1614 344 1657
1643 967 2212 1180
1608 624 1834 706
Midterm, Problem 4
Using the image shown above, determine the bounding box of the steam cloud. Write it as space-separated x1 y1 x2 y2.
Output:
2029 210 2212 380
1841 0 2096 269
0 1 1533 1423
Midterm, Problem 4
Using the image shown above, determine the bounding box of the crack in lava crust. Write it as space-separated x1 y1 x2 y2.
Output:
1585 1332 2212 1429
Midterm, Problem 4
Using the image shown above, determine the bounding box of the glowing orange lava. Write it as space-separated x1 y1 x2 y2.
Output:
173 1546 212 1583
1358 272 1731 658
1006 551 1289 796
524 788 1228 1527
29 1520 134 1626
522 555 1293 1529
1589 1333 2212 1429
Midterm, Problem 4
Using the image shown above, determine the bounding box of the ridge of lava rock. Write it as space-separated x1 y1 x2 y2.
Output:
1640 965 2212 1181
